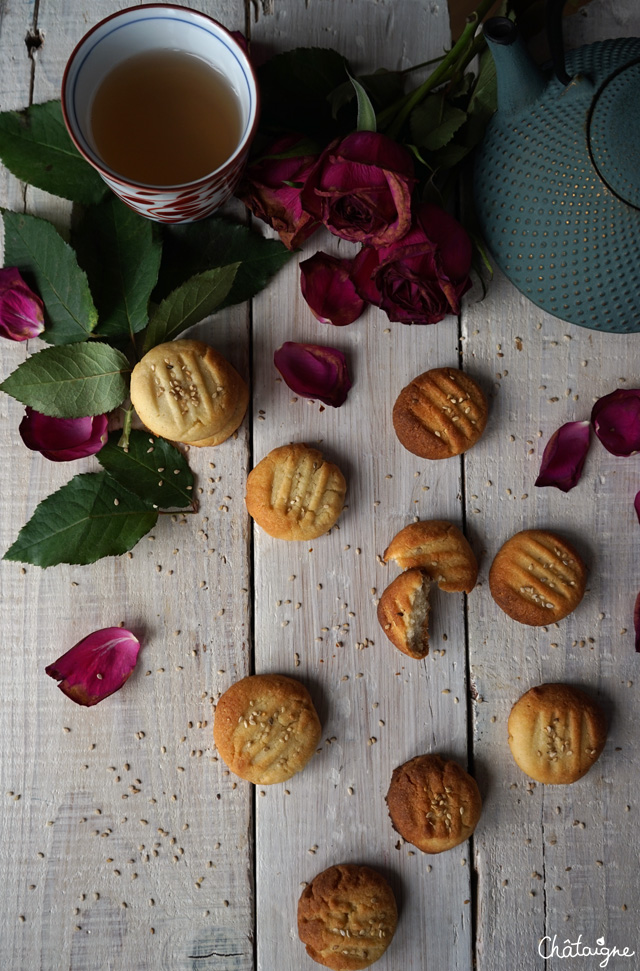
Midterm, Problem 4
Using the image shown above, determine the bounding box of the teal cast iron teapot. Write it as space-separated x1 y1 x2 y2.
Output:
474 0 640 333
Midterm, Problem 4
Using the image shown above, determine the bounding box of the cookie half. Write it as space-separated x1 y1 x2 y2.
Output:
245 443 346 540
377 568 431 659
297 863 397 970
386 754 482 854
489 529 587 625
213 673 321 784
393 367 487 459
130 339 248 445
508 683 607 784
383 520 477 593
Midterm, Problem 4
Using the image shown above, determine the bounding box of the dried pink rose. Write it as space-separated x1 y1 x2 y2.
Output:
591 388 640 456
45 627 141 707
534 420 591 492
300 252 365 327
274 341 352 407
0 267 45 341
19 408 108 462
634 591 640 653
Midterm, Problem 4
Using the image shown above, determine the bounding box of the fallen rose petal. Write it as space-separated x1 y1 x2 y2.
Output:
19 408 108 461
0 267 45 341
274 341 352 407
45 627 141 707
300 252 365 326
634 591 640 652
534 420 591 492
591 388 640 456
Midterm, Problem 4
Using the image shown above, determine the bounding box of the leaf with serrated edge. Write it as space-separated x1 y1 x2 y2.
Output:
3 209 98 344
0 100 108 205
4 471 157 567
0 343 130 418
142 264 238 353
97 430 194 509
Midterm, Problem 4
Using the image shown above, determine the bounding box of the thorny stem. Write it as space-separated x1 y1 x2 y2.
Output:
117 405 133 449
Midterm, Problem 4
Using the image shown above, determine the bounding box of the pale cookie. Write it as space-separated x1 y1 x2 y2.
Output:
130 339 248 445
508 683 607 784
383 520 477 594
245 443 346 541
377 568 431 659
386 754 482 854
297 863 398 970
213 673 321 785
393 367 487 459
489 529 587 625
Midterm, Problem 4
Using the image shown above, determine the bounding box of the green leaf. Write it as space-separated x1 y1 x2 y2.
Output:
156 216 294 307
258 47 351 139
142 264 239 353
410 96 467 152
97 430 195 509
0 342 130 417
349 74 377 132
3 209 98 344
4 471 157 567
73 196 162 342
0 100 108 205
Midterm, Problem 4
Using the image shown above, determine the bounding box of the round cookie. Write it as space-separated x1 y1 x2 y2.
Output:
489 528 587 625
245 443 346 541
297 863 397 970
377 568 431 659
508 683 607 784
383 519 478 593
213 673 321 785
386 754 482 854
393 367 487 459
130 339 248 445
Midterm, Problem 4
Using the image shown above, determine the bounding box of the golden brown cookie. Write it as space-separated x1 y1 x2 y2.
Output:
297 863 397 970
130 339 248 445
393 367 487 459
386 754 482 854
213 673 321 785
377 568 431 659
383 520 477 594
245 443 346 541
508 683 607 784
489 529 587 625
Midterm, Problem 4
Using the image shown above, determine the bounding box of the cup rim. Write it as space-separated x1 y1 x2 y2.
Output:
61 2 260 192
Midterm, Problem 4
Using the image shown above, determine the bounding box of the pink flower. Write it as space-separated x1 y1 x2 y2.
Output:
274 341 352 407
45 627 141 707
351 203 472 325
236 134 320 249
591 388 640 456
19 408 108 462
0 267 45 341
535 421 591 492
300 252 365 326
300 131 415 246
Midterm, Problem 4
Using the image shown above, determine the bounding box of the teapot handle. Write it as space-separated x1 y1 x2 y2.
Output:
547 0 572 85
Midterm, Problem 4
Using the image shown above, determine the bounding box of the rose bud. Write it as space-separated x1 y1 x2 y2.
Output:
300 131 415 246
351 202 472 325
591 388 640 456
274 341 352 407
45 627 141 707
0 267 45 341
19 408 108 462
300 252 365 326
236 134 320 249
535 420 591 493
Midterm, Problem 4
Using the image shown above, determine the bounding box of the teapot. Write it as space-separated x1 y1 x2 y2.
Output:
474 0 640 333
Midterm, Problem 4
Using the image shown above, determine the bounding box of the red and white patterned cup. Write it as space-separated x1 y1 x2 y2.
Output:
61 4 259 223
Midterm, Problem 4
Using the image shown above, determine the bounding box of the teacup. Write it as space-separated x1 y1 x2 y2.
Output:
61 4 259 223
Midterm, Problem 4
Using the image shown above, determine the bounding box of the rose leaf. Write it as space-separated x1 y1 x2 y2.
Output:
97 430 195 509
348 74 377 132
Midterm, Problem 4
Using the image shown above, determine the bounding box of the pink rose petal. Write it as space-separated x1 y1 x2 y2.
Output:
534 420 591 492
0 267 45 341
634 591 640 653
300 252 365 326
591 388 640 456
45 627 140 707
19 408 108 461
274 341 352 407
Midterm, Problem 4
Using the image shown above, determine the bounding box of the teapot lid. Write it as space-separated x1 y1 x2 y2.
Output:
588 57 640 210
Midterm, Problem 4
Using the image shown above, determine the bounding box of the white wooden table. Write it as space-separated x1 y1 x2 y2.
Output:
1 1 638 969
